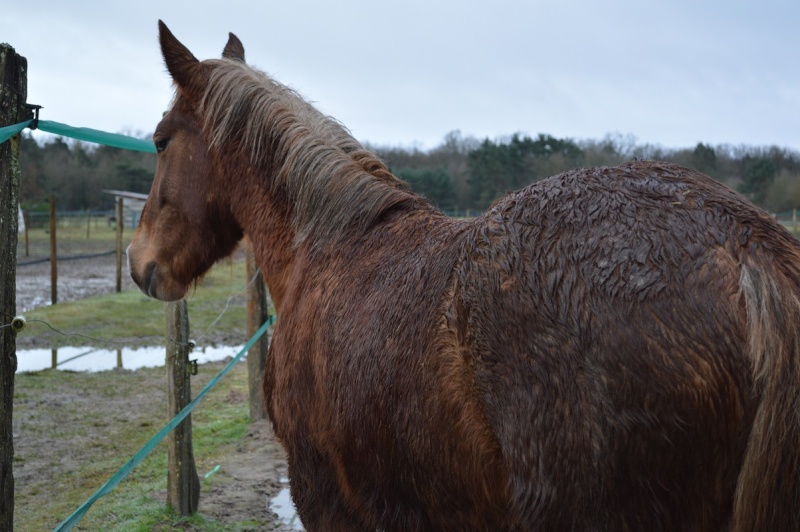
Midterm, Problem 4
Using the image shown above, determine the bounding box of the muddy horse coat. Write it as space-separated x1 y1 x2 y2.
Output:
128 21 800 531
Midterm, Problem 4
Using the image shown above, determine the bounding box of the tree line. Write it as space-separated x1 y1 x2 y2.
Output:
19 134 155 213
373 131 800 215
18 130 800 215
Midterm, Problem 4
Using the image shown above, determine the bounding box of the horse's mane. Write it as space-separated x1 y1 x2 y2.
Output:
195 59 420 247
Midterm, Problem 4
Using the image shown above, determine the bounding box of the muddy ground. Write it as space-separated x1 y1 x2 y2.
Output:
13 256 301 530
16 253 138 314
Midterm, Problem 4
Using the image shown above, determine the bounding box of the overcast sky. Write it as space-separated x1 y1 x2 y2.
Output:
3 0 798 151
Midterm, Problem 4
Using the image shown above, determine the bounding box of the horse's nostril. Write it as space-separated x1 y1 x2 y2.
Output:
142 262 157 298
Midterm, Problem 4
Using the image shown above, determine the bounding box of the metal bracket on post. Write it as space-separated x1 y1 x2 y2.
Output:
23 103 42 130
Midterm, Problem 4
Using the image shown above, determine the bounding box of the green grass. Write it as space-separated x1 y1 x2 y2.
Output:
21 259 256 348
14 362 266 531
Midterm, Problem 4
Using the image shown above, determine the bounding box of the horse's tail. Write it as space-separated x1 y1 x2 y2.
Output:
732 259 800 531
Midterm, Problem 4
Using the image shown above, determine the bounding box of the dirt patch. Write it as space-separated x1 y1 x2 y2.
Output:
194 421 292 528
147 420 294 529
16 253 138 313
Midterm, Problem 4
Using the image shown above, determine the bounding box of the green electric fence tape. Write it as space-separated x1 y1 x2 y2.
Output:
0 118 155 153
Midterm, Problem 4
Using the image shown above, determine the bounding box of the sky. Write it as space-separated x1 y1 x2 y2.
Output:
2 0 799 151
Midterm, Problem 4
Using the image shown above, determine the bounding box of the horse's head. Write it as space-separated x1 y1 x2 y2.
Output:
127 22 245 301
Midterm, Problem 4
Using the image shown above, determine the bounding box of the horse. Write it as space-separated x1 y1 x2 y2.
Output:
128 21 800 531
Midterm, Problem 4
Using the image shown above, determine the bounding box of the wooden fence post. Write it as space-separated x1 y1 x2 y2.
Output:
116 197 123 292
245 241 269 420
23 210 29 257
0 42 27 532
165 300 200 515
49 194 57 304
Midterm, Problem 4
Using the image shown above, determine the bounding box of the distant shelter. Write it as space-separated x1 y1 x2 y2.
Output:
103 190 148 228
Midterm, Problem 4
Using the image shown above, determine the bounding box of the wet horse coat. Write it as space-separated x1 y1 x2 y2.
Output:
128 22 800 531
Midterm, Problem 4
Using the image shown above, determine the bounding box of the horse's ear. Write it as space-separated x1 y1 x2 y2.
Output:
158 20 203 93
222 33 245 62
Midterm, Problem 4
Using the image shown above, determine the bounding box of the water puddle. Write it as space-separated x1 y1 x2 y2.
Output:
270 477 303 529
15 344 244 373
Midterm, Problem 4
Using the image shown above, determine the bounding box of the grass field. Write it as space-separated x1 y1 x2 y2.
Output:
16 213 263 349
21 258 253 349
14 358 273 531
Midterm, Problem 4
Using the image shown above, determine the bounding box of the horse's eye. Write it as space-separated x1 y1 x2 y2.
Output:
155 138 170 153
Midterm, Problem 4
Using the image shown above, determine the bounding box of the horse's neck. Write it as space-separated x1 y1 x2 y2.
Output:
229 175 297 311
226 143 420 311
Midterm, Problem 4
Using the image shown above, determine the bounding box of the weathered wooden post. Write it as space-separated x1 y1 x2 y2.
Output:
23 210 28 257
245 240 269 420
49 194 57 304
165 300 200 515
115 197 123 292
0 41 26 532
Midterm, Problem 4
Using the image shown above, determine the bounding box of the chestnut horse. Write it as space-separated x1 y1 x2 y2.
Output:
129 21 800 531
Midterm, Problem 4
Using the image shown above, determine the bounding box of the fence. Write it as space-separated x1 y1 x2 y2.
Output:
774 209 800 237
17 201 128 307
19 210 119 259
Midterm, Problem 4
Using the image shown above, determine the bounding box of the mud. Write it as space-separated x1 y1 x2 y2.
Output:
15 253 137 313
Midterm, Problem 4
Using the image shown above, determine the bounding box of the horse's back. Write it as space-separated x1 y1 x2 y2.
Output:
456 160 799 529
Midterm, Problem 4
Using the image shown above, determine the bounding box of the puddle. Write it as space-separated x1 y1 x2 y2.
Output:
15 344 245 373
270 477 303 530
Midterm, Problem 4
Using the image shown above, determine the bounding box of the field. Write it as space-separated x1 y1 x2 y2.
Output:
12 218 298 530
16 218 250 348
